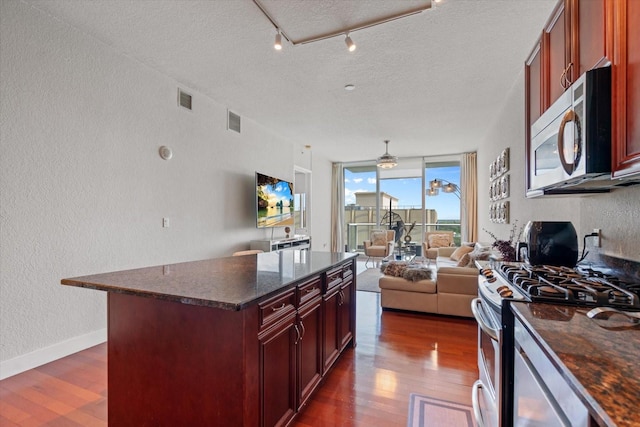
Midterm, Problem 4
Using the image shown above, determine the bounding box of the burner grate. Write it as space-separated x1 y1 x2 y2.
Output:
498 263 640 309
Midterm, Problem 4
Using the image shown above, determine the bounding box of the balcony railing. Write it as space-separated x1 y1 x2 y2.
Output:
345 221 461 253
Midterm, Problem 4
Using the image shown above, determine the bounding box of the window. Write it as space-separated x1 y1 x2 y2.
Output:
343 157 462 253
425 161 461 245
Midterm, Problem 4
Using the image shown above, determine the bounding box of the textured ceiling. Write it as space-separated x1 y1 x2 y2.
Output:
26 0 557 163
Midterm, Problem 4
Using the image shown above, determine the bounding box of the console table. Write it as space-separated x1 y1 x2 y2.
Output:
251 235 311 252
61 251 356 426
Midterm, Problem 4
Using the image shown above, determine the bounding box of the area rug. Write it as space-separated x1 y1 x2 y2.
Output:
356 267 382 293
407 394 476 427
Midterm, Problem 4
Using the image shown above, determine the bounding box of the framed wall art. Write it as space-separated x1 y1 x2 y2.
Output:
489 148 511 223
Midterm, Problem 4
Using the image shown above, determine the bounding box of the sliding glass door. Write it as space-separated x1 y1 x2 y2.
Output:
343 157 462 253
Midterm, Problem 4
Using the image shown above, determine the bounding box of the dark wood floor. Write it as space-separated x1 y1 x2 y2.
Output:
0 291 478 426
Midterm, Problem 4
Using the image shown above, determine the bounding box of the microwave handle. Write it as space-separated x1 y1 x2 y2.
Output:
557 109 582 175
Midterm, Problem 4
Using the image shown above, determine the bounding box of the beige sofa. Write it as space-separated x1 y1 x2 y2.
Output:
378 246 481 318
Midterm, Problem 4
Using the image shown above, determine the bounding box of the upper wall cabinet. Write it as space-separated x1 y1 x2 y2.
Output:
612 0 640 178
523 0 640 195
526 0 612 123
545 1 571 106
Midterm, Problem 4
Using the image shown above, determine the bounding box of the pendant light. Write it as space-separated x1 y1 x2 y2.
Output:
376 140 398 169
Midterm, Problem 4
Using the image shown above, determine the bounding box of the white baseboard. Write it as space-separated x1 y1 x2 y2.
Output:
0 328 107 380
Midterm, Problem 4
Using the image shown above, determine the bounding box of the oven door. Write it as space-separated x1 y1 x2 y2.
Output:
471 297 501 427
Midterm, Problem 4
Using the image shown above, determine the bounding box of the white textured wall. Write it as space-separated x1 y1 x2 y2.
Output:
478 71 640 261
1 1 328 372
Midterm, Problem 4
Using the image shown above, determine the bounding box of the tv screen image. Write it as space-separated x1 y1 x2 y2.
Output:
256 172 295 228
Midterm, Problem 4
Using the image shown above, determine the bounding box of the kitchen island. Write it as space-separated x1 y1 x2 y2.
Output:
511 302 640 427
62 250 357 427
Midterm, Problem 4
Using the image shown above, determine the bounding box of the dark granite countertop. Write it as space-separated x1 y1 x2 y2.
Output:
62 251 357 311
511 302 640 427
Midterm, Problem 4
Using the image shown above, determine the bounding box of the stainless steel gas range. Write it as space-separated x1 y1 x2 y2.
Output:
471 260 640 427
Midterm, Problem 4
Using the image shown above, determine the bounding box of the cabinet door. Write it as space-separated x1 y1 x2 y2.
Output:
322 287 340 373
612 0 640 178
573 0 612 75
545 0 571 106
338 280 354 351
297 297 323 408
526 37 544 127
259 315 297 427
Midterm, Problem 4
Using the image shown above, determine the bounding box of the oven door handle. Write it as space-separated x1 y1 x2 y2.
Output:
471 298 499 342
471 380 486 427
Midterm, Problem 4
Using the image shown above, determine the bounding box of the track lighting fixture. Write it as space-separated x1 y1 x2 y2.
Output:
274 31 282 50
345 34 356 52
376 140 398 169
253 0 434 52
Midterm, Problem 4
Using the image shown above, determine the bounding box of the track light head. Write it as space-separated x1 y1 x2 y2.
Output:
345 34 356 52
274 31 282 50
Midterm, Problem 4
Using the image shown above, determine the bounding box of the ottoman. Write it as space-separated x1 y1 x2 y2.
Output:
378 274 438 314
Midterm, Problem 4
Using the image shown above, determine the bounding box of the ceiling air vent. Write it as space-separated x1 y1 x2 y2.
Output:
228 110 241 134
178 89 192 110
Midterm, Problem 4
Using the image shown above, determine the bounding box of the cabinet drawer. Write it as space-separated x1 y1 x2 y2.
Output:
298 276 322 307
341 262 354 279
259 289 296 330
325 267 343 291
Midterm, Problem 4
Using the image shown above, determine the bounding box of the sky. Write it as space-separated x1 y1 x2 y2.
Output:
344 165 461 220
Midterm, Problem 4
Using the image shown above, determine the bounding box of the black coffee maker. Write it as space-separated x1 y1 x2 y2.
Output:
517 221 579 267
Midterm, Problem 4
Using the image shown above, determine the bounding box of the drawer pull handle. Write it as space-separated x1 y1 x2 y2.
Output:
294 324 301 345
305 288 316 294
272 303 286 311
299 320 306 341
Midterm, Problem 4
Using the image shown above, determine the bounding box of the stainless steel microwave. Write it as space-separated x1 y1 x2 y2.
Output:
527 67 611 197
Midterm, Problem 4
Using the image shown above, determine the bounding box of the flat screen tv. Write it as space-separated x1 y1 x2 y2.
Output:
256 172 295 229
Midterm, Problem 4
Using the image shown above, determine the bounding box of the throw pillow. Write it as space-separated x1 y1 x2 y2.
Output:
458 251 492 267
371 231 387 247
456 253 471 267
428 234 451 248
403 266 433 282
450 245 474 261
470 243 491 257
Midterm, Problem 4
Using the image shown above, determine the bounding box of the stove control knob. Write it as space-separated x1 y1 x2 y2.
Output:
499 288 513 298
486 276 497 283
496 285 508 293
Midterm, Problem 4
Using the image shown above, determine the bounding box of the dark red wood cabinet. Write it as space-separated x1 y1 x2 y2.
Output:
545 0 570 106
526 0 611 122
259 311 298 427
612 0 640 178
296 277 323 409
322 264 353 374
523 0 632 193
338 269 354 351
107 259 356 427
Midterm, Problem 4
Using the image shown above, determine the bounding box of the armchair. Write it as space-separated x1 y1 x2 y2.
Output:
363 229 396 267
422 231 455 260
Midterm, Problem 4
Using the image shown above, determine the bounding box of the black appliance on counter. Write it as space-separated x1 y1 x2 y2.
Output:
519 221 578 267
471 221 640 426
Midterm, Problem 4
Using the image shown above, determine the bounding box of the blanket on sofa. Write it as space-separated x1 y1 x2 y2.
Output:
380 260 433 282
